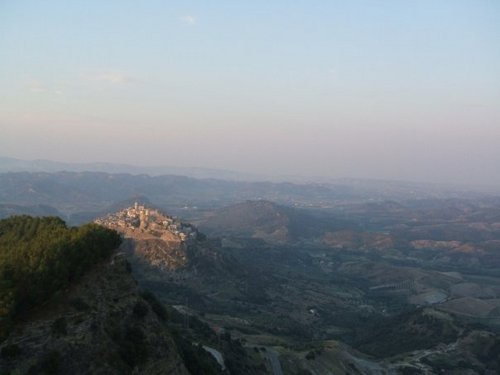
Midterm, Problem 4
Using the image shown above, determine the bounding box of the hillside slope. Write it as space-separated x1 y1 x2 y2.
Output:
197 200 355 244
0 216 192 374
0 253 190 374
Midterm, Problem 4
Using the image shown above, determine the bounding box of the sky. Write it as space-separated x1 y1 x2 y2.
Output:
1 1 499 185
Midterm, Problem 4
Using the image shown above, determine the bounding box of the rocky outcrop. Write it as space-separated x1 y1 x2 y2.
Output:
0 253 189 375
96 204 201 271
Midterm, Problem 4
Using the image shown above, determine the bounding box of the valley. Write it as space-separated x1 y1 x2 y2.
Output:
95 197 500 374
1 172 500 374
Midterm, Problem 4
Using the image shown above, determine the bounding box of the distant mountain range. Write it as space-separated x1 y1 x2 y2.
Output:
0 203 63 220
0 170 495 229
2 156 497 195
0 156 261 181
0 171 361 217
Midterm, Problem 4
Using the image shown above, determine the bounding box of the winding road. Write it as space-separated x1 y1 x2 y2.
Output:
202 346 226 371
265 348 283 375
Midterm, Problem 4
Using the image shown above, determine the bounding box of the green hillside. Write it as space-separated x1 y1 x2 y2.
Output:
0 216 121 336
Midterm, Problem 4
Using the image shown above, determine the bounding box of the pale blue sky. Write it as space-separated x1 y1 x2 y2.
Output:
1 1 499 184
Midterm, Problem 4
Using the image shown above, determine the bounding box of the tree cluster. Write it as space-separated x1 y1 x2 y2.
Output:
0 215 121 336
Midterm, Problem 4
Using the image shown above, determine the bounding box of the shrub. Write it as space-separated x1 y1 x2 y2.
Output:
140 291 167 321
51 318 67 336
1 343 21 359
305 351 315 360
28 350 61 374
133 300 149 319
69 298 90 311
114 325 149 368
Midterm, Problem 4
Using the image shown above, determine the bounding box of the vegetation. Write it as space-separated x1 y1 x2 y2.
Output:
112 325 149 368
51 317 67 336
132 300 149 319
173 335 222 375
352 309 459 357
141 290 168 321
27 350 61 375
0 215 121 336
1 343 21 359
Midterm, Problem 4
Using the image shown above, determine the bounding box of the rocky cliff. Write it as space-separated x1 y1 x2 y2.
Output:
0 253 189 375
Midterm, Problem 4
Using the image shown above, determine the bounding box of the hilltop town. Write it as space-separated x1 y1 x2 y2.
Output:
95 202 198 243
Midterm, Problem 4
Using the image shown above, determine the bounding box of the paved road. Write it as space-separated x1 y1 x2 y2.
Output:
202 346 226 371
266 348 283 375
344 351 391 375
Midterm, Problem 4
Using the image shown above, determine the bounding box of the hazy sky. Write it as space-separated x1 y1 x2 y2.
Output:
1 1 499 185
